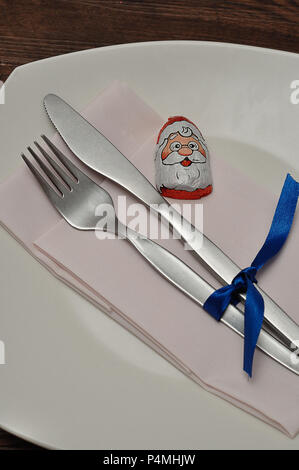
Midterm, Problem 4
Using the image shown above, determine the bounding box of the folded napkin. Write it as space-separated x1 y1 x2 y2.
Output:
1 82 299 437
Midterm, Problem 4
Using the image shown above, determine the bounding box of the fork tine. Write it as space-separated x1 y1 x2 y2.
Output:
34 141 74 191
41 135 80 181
22 154 62 206
27 146 66 196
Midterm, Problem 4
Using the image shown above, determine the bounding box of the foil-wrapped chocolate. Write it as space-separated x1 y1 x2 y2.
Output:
155 116 213 200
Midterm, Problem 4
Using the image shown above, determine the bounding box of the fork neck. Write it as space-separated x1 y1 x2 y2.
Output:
114 220 128 239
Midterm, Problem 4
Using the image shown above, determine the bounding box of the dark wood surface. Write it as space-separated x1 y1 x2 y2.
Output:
1 0 299 450
2 0 299 83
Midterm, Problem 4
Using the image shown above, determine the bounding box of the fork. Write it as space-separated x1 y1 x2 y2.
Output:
21 135 299 375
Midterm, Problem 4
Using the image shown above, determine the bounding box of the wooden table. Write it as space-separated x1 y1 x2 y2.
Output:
0 0 298 450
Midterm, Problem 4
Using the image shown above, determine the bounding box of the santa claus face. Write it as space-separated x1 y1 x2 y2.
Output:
161 133 207 167
155 118 213 199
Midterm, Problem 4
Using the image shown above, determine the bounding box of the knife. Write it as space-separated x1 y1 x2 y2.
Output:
43 93 299 352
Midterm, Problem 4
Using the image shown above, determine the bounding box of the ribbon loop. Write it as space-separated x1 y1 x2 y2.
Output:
203 174 299 377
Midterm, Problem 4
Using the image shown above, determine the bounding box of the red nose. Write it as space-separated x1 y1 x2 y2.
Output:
178 147 192 156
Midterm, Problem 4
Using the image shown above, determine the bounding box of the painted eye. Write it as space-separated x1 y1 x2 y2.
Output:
188 141 199 150
170 141 182 151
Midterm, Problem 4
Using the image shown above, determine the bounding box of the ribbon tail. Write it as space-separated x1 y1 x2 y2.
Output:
203 284 236 321
203 174 298 376
243 282 265 377
252 173 299 271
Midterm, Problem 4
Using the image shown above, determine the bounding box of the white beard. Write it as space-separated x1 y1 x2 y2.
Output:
156 159 212 191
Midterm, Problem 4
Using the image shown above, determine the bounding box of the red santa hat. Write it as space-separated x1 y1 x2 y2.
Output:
156 116 199 144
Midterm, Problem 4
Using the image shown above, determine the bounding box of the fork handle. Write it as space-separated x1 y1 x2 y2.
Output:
118 223 299 375
122 223 213 307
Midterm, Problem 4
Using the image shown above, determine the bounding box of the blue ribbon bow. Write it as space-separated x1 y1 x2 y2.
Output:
203 174 299 377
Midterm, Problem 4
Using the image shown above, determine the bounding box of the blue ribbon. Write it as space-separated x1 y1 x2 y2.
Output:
203 174 299 377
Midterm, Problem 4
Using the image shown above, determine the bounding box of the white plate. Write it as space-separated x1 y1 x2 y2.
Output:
1 41 299 449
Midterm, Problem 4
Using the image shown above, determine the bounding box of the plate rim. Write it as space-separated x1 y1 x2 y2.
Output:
5 40 299 86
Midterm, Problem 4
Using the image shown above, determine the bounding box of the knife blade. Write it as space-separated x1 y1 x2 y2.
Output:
43 93 299 352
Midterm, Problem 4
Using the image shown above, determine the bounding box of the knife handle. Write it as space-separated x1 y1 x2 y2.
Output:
156 202 299 350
